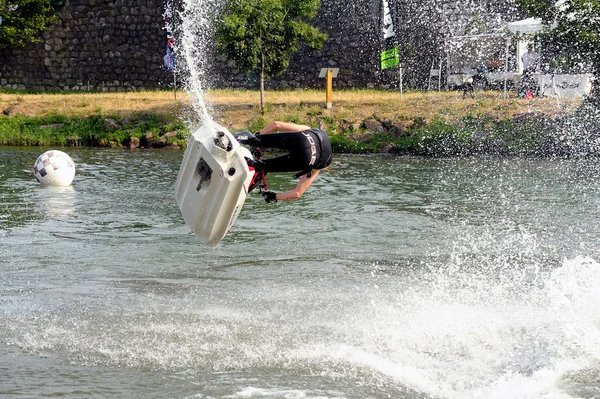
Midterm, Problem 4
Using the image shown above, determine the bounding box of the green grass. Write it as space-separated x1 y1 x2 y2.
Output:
0 114 187 147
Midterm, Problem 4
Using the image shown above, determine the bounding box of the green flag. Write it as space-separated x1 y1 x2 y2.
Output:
381 46 399 70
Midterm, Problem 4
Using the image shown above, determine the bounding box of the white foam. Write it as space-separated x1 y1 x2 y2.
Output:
226 386 344 399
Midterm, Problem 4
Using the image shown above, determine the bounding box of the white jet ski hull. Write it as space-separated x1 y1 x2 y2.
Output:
175 124 254 246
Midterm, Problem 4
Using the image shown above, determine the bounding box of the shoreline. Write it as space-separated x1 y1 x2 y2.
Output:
1 89 593 157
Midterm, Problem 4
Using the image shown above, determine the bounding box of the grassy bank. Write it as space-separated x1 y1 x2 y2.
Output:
0 114 188 148
0 89 583 154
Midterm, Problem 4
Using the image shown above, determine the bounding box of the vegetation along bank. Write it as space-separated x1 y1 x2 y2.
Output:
1 89 597 157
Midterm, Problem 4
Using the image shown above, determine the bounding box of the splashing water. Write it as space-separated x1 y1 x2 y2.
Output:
396 253 600 399
177 0 222 126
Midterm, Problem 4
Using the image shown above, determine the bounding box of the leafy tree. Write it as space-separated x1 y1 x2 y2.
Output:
0 0 57 49
516 0 600 90
216 0 327 113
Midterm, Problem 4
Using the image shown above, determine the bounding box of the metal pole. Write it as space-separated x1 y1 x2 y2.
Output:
399 66 403 99
428 60 434 91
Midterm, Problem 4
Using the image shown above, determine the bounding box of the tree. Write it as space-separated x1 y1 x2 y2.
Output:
515 0 600 93
216 0 327 113
0 0 57 49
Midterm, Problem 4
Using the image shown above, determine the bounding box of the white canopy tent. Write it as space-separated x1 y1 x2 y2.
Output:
507 18 544 75
506 17 591 98
444 17 590 98
507 18 544 35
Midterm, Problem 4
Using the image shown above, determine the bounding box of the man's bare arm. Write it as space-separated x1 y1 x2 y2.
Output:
274 170 321 201
260 121 311 134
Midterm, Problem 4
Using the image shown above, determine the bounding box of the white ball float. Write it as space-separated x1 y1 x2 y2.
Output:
33 150 76 187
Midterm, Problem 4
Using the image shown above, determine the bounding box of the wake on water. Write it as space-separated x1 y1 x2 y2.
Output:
6 215 600 399
388 257 600 399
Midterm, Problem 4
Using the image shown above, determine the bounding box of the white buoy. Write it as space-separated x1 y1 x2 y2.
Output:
33 150 76 187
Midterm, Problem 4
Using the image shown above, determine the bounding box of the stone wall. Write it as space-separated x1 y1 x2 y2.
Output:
0 0 171 91
0 0 521 91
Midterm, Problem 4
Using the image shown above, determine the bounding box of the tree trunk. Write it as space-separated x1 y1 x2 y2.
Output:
260 52 265 116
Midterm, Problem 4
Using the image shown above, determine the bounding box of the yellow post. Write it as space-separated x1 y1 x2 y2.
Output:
326 69 333 109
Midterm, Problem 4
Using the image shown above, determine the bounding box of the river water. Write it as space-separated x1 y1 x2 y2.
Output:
1 146 600 399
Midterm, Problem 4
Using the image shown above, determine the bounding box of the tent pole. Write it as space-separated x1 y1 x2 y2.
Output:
504 38 510 99
438 56 442 90
445 41 450 90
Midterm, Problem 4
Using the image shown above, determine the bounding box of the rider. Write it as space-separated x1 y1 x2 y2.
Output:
236 121 333 203
520 44 541 97
522 44 540 75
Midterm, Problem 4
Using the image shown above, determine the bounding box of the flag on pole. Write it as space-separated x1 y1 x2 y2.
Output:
164 37 175 72
381 46 399 70
380 0 399 70
163 0 175 72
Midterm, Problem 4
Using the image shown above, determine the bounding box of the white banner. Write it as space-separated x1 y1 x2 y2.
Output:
541 74 593 98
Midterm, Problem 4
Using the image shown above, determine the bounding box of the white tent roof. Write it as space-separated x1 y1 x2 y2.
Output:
507 18 544 34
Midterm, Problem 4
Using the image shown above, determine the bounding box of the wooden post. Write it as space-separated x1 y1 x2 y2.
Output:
319 68 339 109
326 69 333 109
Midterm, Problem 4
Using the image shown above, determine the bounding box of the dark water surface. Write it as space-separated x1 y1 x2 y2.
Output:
2 147 600 398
